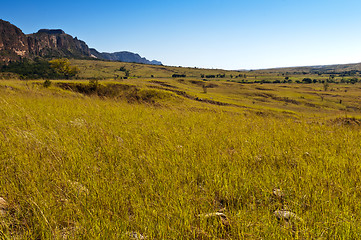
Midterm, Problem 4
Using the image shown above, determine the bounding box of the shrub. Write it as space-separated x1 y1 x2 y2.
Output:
172 74 186 78
302 78 312 84
43 79 51 88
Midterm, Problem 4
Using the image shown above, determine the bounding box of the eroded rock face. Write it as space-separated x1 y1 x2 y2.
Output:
27 30 91 58
37 29 65 35
0 19 91 62
0 19 29 62
0 19 162 65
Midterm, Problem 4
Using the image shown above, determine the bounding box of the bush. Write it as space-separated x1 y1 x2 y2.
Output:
205 75 215 78
43 79 51 88
302 78 312 84
88 79 99 91
172 74 186 78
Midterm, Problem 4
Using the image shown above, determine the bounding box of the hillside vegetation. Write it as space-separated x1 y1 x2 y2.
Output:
0 60 361 239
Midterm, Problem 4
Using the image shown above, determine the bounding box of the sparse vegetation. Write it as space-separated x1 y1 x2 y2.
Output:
172 74 186 78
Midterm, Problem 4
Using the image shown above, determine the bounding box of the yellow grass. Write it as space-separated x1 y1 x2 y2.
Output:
0 68 361 239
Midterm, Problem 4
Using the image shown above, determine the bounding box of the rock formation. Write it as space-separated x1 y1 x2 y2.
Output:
0 19 29 62
0 19 162 65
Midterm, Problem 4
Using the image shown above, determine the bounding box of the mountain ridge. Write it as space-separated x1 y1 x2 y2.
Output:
90 49 162 65
0 19 162 65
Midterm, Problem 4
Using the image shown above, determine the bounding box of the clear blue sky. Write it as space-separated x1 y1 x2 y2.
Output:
2 0 361 69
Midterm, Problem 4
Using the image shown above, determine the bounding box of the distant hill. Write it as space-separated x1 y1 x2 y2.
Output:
90 49 162 65
0 19 162 65
255 63 361 74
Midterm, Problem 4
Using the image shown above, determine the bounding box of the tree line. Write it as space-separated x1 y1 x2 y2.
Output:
0 58 79 79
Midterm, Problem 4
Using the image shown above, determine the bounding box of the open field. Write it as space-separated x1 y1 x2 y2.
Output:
71 59 361 83
1 61 361 239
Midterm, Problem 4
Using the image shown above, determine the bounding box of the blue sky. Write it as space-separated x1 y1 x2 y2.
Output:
2 0 361 69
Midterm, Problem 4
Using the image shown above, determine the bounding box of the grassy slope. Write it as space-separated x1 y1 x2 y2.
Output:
71 59 361 116
71 59 240 79
0 61 361 239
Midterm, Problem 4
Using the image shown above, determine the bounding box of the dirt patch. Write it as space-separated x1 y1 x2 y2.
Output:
330 117 361 126
304 102 319 108
346 106 361 111
272 96 300 105
149 80 178 89
252 92 274 98
194 97 230 106
189 80 205 86
255 87 273 91
248 92 300 105
205 83 218 88
147 85 192 98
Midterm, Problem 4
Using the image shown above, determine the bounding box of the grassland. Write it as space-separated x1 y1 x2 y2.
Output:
0 60 361 239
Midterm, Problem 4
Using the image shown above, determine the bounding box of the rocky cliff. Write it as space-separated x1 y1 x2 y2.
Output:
0 19 29 62
0 19 162 65
0 19 91 62
90 49 162 65
27 29 91 58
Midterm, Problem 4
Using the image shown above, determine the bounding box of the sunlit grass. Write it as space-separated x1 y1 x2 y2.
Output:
0 80 360 239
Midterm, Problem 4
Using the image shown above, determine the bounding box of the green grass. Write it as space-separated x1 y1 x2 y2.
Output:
0 70 361 239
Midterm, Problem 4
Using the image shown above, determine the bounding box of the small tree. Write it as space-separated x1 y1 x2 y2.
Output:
323 81 329 91
49 58 79 79
202 84 207 93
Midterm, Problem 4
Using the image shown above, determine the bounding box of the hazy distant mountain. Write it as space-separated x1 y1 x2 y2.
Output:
90 49 162 65
0 19 162 65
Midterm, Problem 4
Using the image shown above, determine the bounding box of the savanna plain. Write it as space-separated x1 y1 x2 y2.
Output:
1 60 361 239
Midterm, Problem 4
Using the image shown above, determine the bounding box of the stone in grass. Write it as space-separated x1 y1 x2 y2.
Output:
272 188 285 199
68 181 89 196
274 210 302 222
198 212 231 226
126 231 146 240
0 197 8 216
